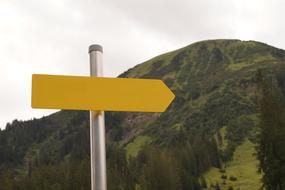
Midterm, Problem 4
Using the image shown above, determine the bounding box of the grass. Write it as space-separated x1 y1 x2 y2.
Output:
227 62 252 71
126 48 179 78
215 126 228 151
125 135 152 158
227 54 276 71
204 139 261 190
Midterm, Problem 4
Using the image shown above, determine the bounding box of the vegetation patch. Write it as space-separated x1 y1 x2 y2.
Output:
204 139 261 190
126 135 152 158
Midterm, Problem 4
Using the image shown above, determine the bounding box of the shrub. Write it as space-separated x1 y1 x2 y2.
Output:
221 175 227 179
229 176 238 181
219 168 226 173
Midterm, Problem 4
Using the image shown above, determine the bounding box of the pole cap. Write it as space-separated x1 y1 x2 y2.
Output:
89 44 103 53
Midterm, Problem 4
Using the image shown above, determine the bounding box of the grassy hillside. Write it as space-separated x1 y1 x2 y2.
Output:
125 135 151 158
205 139 261 190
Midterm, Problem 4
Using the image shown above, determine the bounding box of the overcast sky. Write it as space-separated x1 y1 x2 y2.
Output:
1 0 285 129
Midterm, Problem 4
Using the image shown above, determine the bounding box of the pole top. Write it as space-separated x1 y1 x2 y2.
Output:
89 44 103 53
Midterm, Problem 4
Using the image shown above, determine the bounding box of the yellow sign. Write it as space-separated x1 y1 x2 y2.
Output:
32 74 175 112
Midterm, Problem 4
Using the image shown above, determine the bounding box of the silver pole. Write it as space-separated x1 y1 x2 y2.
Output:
89 45 107 190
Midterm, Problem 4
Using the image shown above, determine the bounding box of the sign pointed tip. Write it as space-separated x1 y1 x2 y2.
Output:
158 80 175 112
164 91 175 111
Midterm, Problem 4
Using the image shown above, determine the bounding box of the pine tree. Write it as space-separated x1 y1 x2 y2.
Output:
140 147 181 190
200 176 207 188
256 70 285 190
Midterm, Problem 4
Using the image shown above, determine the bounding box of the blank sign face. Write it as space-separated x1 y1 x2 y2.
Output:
32 74 175 112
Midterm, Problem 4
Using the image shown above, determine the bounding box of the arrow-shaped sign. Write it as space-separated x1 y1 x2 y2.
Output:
32 74 175 112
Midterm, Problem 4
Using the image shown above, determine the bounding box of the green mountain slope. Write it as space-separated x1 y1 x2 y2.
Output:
121 39 285 148
1 39 285 190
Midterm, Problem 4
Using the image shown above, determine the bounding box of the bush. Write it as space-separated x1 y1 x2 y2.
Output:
229 176 238 181
221 175 227 179
215 183 221 190
219 168 226 173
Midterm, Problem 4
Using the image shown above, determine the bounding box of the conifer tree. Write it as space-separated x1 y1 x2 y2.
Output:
256 70 285 190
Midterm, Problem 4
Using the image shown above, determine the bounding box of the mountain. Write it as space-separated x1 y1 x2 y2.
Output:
1 39 285 190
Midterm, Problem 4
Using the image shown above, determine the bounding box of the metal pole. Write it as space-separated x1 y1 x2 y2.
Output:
89 45 107 190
